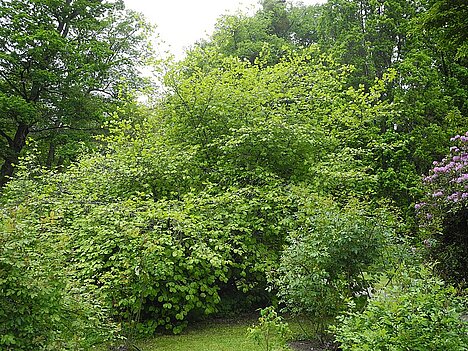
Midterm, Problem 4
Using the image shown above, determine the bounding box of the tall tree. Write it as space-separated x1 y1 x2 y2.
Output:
422 0 468 61
0 0 152 186
197 0 297 65
418 0 468 116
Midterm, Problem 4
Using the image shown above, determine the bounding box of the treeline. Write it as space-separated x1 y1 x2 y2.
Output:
1 0 468 350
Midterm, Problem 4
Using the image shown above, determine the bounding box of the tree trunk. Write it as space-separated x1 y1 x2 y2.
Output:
0 123 30 188
46 142 56 169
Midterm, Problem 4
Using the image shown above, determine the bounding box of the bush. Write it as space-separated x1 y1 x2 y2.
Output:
0 199 116 350
1 159 304 336
334 266 468 351
273 199 395 336
417 132 468 284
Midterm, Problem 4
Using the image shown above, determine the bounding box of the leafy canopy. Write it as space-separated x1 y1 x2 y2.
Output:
0 0 153 184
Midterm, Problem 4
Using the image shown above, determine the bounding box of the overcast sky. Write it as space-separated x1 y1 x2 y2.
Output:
123 0 325 59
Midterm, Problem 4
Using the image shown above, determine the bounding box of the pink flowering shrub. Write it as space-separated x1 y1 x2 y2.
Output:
417 132 468 284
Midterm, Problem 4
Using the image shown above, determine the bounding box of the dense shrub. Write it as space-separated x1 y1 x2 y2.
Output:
334 266 468 351
64 184 299 334
0 190 116 350
273 199 395 336
1 156 306 336
417 132 468 284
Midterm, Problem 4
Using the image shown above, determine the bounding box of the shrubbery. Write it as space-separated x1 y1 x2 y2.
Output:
0 188 116 350
64 183 301 334
334 266 468 351
273 199 395 336
2 165 303 336
417 132 468 284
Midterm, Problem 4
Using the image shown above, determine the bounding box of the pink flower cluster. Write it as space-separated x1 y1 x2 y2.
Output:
450 132 468 142
425 156 468 182
446 192 468 202
417 132 468 219
454 173 468 183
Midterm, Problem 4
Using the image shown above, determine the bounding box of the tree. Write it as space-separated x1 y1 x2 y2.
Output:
0 0 152 186
417 0 468 118
203 12 291 65
422 0 468 61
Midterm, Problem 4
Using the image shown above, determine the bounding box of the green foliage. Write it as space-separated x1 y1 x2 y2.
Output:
0 41 403 342
0 206 65 350
57 182 299 334
334 266 468 351
187 0 465 224
416 132 468 284
0 102 313 338
186 0 468 223
274 199 395 336
421 0 468 60
0 178 117 350
0 0 153 183
247 307 291 351
68 197 228 334
2 0 468 347
165 47 389 200
200 0 295 65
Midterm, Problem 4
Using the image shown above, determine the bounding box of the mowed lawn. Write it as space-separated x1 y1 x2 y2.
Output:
134 317 294 351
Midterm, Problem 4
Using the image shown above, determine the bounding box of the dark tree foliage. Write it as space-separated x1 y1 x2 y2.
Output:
0 0 152 186
422 0 468 61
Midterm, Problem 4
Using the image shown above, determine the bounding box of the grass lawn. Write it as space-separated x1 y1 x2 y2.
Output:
135 318 268 351
100 315 322 351
129 316 303 351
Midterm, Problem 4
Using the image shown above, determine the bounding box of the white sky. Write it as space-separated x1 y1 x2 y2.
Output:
123 0 326 59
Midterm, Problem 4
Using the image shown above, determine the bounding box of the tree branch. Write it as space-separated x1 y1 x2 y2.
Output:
30 125 102 134
0 72 25 97
0 129 13 147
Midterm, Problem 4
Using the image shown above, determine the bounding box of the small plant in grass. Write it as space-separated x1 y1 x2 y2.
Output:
247 307 291 351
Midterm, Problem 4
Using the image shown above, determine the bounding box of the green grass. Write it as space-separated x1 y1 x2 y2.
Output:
135 318 266 351
101 315 318 351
